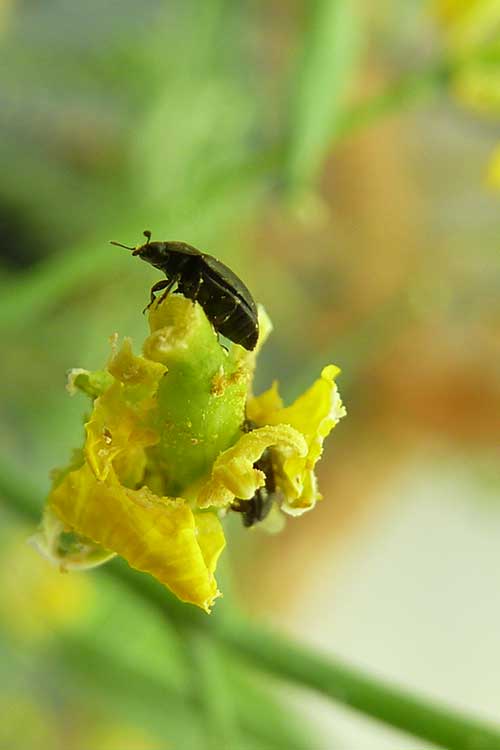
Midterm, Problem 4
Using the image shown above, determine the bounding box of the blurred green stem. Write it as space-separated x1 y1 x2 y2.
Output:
284 0 361 188
187 632 242 750
0 238 118 332
3 461 500 750
335 59 452 141
0 55 459 333
215 617 500 750
57 632 315 750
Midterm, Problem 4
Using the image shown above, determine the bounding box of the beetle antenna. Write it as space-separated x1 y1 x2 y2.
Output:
143 230 152 244
110 240 135 250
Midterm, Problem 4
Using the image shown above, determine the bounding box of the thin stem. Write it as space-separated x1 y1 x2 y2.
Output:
214 617 500 750
3 462 500 750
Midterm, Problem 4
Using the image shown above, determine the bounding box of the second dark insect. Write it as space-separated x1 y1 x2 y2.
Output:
111 230 259 351
231 447 277 527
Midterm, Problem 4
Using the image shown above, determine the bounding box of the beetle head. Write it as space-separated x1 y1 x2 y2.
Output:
132 240 168 269
111 230 167 270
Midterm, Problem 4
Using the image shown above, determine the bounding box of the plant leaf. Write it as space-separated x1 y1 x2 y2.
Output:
284 0 361 191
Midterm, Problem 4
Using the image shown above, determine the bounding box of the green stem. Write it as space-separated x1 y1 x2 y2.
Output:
187 632 242 750
100 562 500 750
56 631 314 750
0 239 119 333
215 617 500 750
3 463 500 750
0 458 42 523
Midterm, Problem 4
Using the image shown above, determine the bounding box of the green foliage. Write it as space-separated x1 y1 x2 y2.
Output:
284 0 361 192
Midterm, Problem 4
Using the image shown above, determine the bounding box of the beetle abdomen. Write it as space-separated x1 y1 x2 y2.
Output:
202 255 258 318
178 268 258 350
196 274 258 350
216 298 259 350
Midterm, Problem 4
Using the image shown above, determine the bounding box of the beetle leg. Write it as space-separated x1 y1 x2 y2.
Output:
189 271 203 302
143 279 169 313
230 500 246 512
143 277 176 313
156 275 180 307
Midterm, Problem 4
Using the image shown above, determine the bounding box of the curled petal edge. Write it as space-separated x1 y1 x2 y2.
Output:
247 364 346 515
197 424 307 509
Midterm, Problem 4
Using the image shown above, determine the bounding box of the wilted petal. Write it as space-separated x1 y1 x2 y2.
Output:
85 338 166 484
197 424 307 508
248 365 346 514
50 464 224 612
30 507 115 571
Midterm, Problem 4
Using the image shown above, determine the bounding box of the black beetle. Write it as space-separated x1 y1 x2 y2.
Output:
231 446 277 527
111 230 259 351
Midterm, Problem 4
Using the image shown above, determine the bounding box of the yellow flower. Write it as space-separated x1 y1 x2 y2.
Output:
36 294 345 611
435 0 500 50
433 0 500 187
199 365 345 516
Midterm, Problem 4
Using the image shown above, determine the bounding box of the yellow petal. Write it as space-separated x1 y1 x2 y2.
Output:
195 512 227 576
108 336 167 394
85 338 166 484
245 380 283 424
248 365 346 514
433 2 500 119
50 465 224 612
197 424 307 509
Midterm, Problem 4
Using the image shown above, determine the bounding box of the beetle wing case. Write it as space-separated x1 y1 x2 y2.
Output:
201 254 258 318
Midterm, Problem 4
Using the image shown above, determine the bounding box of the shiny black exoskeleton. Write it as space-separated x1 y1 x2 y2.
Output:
111 230 259 351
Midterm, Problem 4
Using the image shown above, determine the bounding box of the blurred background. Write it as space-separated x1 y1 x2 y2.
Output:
1 1 499 748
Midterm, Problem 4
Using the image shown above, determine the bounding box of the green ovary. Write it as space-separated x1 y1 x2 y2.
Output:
142 295 249 495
